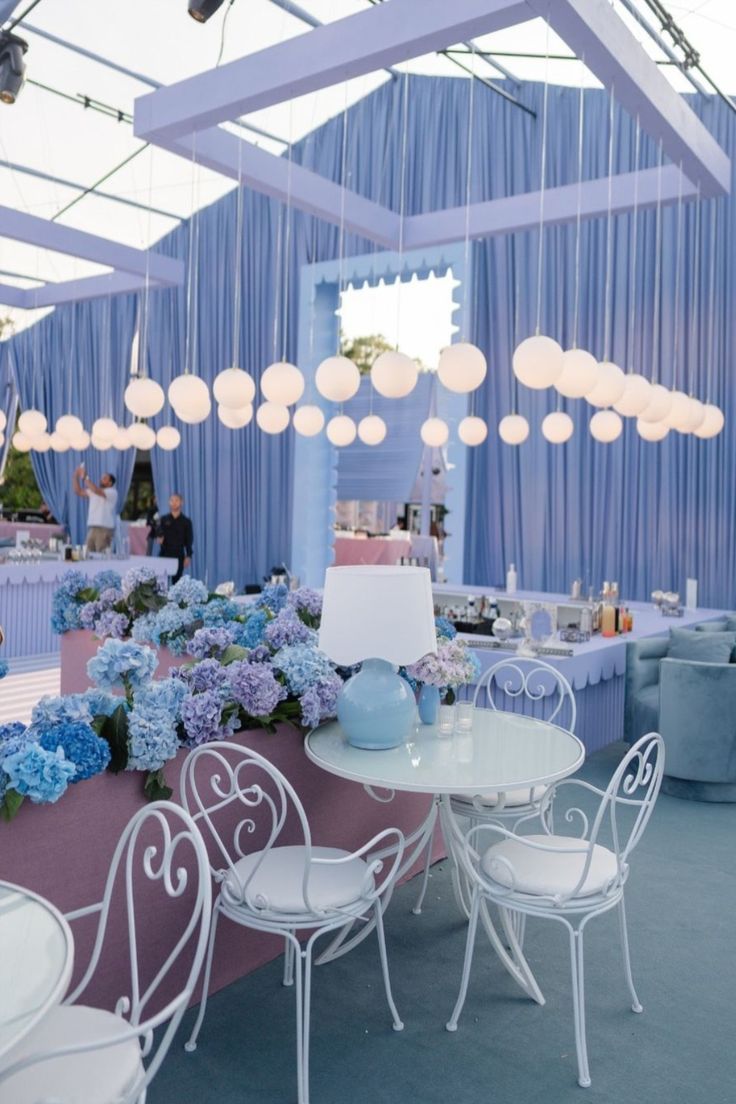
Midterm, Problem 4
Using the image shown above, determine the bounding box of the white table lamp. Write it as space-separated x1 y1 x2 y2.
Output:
319 565 437 749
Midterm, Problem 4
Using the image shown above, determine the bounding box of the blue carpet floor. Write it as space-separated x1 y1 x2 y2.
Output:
149 742 736 1103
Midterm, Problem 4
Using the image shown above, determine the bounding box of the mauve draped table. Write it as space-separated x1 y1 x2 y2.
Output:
0 522 65 545
333 535 412 567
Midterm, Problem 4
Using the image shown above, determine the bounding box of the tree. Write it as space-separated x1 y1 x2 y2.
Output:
340 333 394 375
0 444 42 510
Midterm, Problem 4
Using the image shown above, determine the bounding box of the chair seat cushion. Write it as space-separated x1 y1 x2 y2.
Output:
481 834 619 898
223 844 373 913
453 784 549 810
1 1004 143 1104
632 683 660 739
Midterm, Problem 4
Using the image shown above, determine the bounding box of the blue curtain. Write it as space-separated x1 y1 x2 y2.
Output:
0 347 17 479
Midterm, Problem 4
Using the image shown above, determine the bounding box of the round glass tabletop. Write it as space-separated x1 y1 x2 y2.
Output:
305 709 585 795
0 882 74 1060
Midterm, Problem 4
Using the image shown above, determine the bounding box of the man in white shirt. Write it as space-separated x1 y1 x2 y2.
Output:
72 466 119 552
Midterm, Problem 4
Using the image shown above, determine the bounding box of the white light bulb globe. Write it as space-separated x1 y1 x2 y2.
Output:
217 404 253 429
260 361 304 406
663 390 692 431
437 343 487 394
693 404 724 439
293 405 325 437
315 356 360 403
420 417 449 447
112 427 132 450
613 374 652 417
0 411 6 433
555 349 599 398
156 426 181 450
0 432 4 449
458 415 488 446
31 432 52 453
70 431 90 451
637 418 670 442
681 397 707 433
92 417 118 442
590 409 623 443
512 335 564 389
177 399 212 425
326 414 357 447
498 414 529 445
49 432 70 453
213 367 256 409
371 350 418 399
542 411 574 444
358 414 387 446
638 383 673 423
168 374 210 416
127 423 156 450
55 415 84 441
18 409 47 437
256 402 290 435
124 377 164 418
12 431 32 453
91 433 113 452
586 361 626 408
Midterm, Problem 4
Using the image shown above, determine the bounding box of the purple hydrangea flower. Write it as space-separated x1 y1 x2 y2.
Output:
180 689 238 747
185 658 230 695
228 660 287 717
288 587 323 619
79 601 103 630
186 627 235 660
298 674 342 728
264 606 317 650
94 610 129 640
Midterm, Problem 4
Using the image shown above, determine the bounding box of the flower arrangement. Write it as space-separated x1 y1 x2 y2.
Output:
51 566 167 638
405 621 480 703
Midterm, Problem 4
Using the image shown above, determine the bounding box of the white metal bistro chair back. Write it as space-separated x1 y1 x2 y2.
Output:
472 656 577 733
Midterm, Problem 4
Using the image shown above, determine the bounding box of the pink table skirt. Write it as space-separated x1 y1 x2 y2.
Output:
122 524 148 557
60 630 186 694
333 535 411 566
0 521 65 543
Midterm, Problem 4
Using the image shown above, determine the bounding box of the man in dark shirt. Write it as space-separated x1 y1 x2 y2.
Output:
157 493 193 583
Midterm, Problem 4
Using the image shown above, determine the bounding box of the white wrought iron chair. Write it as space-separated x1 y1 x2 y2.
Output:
445 732 665 1088
180 740 405 1104
0 801 212 1104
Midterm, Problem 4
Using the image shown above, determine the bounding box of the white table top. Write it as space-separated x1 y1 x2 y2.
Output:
305 709 585 796
0 882 74 1060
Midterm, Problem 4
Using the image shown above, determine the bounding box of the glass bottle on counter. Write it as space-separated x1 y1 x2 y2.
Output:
601 602 616 637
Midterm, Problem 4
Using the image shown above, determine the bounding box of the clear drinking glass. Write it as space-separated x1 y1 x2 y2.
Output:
455 701 474 734
438 703 455 737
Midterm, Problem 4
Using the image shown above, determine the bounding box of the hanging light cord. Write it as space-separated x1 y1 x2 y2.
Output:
139 144 154 384
190 151 203 378
705 198 718 404
281 104 294 364
534 19 551 336
232 136 244 369
183 135 197 378
689 181 701 399
462 45 476 343
602 85 615 363
271 205 284 365
626 115 641 374
651 139 664 385
394 69 409 349
671 162 684 390
571 63 585 351
335 81 350 358
512 237 521 415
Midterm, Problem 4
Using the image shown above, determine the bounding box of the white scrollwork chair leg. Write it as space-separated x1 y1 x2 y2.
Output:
412 813 437 915
283 934 295 987
446 889 481 1032
568 923 591 1088
618 896 643 1013
185 903 221 1053
374 901 404 1031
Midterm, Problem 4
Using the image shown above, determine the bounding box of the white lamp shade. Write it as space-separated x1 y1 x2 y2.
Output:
458 415 488 446
693 404 724 439
0 411 6 433
92 417 118 442
124 377 165 418
70 431 90 451
638 383 673 423
586 361 626 407
177 399 212 425
315 356 360 403
420 417 449 447
437 343 487 393
256 402 290 434
31 432 52 453
55 415 84 441
217 403 253 429
498 414 529 445
371 350 418 399
613 374 652 417
681 397 707 433
90 433 113 451
663 390 692 430
636 418 670 442
541 411 574 443
555 349 599 398
319 565 437 666
293 405 325 437
18 410 47 437
326 414 357 447
590 409 623 443
156 426 181 450
50 432 70 453
112 427 132 450
127 423 156 450
260 361 304 406
512 335 564 390
12 431 32 452
358 414 387 446
213 367 255 409
168 374 210 415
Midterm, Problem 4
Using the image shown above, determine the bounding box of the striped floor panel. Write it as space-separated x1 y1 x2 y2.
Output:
0 654 61 725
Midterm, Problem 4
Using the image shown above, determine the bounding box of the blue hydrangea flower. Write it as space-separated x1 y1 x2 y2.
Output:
93 610 129 640
264 606 317 649
39 722 110 781
272 643 336 695
435 616 457 640
0 723 35 802
288 587 323 619
168 577 209 607
131 612 158 644
94 570 122 593
31 694 93 734
186 627 235 660
3 743 76 804
0 659 7 680
126 678 187 772
184 658 231 696
121 566 161 598
50 570 89 634
81 688 121 718
79 600 103 630
228 660 287 717
256 583 289 614
98 587 124 607
88 640 158 691
231 609 269 649
199 599 239 627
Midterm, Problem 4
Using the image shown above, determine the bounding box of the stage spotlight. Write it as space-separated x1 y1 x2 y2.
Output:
188 0 226 22
0 33 27 105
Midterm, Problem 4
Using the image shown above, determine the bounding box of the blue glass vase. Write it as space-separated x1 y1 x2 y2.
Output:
417 684 440 725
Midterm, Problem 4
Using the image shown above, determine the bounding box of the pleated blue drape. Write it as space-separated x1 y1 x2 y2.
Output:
0 349 16 478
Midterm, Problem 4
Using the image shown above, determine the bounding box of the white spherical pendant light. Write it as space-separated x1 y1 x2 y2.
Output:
458 415 488 446
586 361 626 408
293 405 325 437
12 431 32 453
437 343 487 394
92 417 118 442
637 418 670 442
680 397 707 433
31 432 52 453
0 411 6 433
358 414 387 446
663 390 691 431
638 383 673 423
217 404 253 429
326 414 357 447
315 356 360 403
55 414 84 441
256 402 290 435
50 432 70 453
168 374 210 416
177 399 212 425
693 404 724 439
91 433 113 452
590 409 623 443
512 335 564 389
156 426 181 450
542 411 574 444
213 367 255 409
371 350 418 399
112 427 132 451
420 417 449 447
70 431 90 451
124 377 165 419
18 409 47 437
613 374 652 417
127 423 156 450
0 432 4 449
260 361 304 406
498 414 529 445
555 349 599 399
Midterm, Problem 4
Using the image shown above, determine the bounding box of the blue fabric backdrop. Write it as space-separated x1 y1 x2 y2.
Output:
0 347 16 480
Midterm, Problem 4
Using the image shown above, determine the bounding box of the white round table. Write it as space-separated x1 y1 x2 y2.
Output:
0 882 74 1060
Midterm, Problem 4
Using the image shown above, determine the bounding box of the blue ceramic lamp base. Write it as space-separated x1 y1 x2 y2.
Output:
337 658 416 749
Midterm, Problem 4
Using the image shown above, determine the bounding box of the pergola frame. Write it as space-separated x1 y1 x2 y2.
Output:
134 0 730 249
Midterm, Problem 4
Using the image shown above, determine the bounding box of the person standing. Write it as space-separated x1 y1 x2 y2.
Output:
157 492 193 583
72 466 118 552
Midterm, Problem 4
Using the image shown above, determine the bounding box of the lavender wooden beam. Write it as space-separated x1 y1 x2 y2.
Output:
0 282 29 309
24 270 164 309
